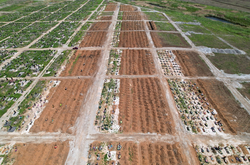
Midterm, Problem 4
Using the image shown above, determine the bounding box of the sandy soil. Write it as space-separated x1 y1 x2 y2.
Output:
30 79 92 133
104 4 117 11
89 22 111 30
118 31 149 48
173 50 214 76
88 141 188 165
79 32 107 47
7 141 69 165
118 78 175 134
121 21 145 30
120 5 138 11
147 21 157 30
122 12 142 20
60 50 101 77
119 49 156 75
197 79 250 134
151 32 191 48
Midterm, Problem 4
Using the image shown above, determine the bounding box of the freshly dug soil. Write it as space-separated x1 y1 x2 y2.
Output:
120 5 137 11
79 32 107 47
147 21 157 30
118 31 149 47
105 4 117 11
89 22 111 30
121 21 145 30
122 12 142 20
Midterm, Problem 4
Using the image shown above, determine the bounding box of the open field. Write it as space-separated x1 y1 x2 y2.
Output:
30 79 92 133
147 21 176 31
173 50 213 76
79 32 107 47
119 78 175 134
61 50 101 77
121 21 145 30
118 31 149 47
237 82 250 100
3 141 69 165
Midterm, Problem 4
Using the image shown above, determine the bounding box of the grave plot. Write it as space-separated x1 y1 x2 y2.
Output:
120 49 156 75
0 79 32 119
65 11 91 21
95 79 120 133
31 22 80 48
16 12 48 22
104 4 117 11
172 50 214 77
89 22 111 31
30 79 92 133
122 12 142 20
101 12 114 16
196 79 250 134
60 50 101 77
120 5 137 11
157 50 183 76
0 12 27 22
119 78 175 134
41 12 70 21
111 31 120 47
106 50 122 76
79 32 108 47
0 50 17 65
0 23 30 41
0 22 57 48
118 31 149 48
87 141 188 165
0 50 55 78
3 141 69 165
168 79 235 135
99 16 113 20
121 21 145 30
115 21 122 31
194 143 250 164
151 32 191 48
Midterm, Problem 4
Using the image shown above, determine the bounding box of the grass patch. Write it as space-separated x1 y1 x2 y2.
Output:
0 4 25 11
208 53 250 74
189 34 231 48
144 12 167 21
237 82 250 100
178 24 211 33
154 22 176 31
153 32 190 47
219 35 250 53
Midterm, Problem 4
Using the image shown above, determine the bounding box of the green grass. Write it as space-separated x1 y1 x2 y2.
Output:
0 4 25 11
178 24 211 33
144 12 167 21
155 32 190 47
69 22 92 46
219 35 250 53
189 34 231 48
101 11 114 16
208 53 250 74
237 82 250 100
153 22 176 31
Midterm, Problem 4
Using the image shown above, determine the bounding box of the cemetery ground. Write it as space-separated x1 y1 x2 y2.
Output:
0 0 250 165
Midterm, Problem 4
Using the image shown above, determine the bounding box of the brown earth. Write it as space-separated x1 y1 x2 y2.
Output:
119 78 175 134
79 32 107 47
196 79 250 134
122 12 142 20
89 22 111 31
147 21 157 30
104 4 117 11
88 141 188 165
172 50 214 76
30 79 92 133
120 49 156 75
60 50 101 77
100 16 112 20
7 141 69 165
120 5 137 11
151 32 191 48
118 31 149 47
121 21 145 30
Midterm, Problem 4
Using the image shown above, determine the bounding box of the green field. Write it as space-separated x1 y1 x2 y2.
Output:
153 22 176 31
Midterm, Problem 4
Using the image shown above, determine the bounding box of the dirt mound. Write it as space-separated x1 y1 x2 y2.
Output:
151 32 191 48
196 79 250 134
60 50 101 77
89 22 111 30
79 32 107 47
121 21 145 30
120 5 137 11
30 79 92 133
118 31 149 47
123 12 142 20
8 141 69 165
105 4 117 11
118 78 175 134
147 21 157 30
172 50 214 76
120 49 156 75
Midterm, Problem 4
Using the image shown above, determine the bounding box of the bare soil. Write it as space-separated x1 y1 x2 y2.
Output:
120 49 156 75
100 16 112 20
89 22 111 31
172 50 214 76
104 4 117 11
196 79 250 134
30 79 92 133
79 32 107 47
120 5 138 11
8 141 69 165
121 21 145 30
118 31 149 47
147 21 157 30
60 50 101 77
122 12 142 20
119 78 175 134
